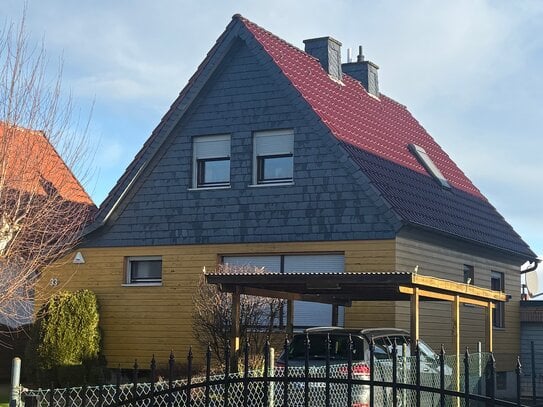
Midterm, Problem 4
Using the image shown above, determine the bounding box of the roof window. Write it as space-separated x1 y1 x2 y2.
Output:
408 144 451 189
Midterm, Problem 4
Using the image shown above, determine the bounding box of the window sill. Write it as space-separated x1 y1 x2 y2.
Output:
248 182 294 188
122 283 163 287
188 186 231 191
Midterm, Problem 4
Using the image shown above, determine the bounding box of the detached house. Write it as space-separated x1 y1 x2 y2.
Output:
0 123 94 328
38 15 536 379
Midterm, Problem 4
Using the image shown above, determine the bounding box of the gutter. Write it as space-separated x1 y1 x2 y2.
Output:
521 257 541 274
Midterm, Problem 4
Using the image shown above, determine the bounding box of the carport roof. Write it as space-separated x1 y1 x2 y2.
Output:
205 271 506 307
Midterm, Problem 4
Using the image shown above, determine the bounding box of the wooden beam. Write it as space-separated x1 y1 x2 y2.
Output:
411 274 506 302
220 286 351 306
410 287 420 353
399 286 497 308
486 301 493 353
230 289 240 373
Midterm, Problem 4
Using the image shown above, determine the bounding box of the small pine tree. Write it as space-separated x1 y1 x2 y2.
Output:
26 289 104 385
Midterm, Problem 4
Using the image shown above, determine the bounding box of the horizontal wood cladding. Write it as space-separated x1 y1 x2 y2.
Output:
38 239 395 367
395 234 522 371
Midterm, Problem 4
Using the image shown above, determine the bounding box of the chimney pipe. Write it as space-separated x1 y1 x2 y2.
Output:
342 44 379 97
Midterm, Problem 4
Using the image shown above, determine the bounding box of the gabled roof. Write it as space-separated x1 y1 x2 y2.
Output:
89 15 535 259
0 123 94 205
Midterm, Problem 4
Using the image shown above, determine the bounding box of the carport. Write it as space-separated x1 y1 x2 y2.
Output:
205 271 506 386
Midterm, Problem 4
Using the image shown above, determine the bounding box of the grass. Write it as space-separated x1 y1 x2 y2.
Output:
0 382 10 407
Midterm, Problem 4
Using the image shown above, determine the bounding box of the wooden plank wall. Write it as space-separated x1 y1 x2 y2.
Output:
395 234 522 371
37 239 395 368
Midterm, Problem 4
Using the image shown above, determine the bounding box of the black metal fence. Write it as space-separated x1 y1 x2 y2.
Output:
23 335 534 407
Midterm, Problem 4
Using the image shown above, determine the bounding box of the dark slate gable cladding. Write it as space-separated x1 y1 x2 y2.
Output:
86 41 397 247
341 142 535 257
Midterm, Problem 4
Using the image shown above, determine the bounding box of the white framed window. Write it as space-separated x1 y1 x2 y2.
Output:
193 135 231 188
253 130 294 185
125 256 162 285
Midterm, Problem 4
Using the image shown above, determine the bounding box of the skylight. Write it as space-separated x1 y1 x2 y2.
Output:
408 144 451 189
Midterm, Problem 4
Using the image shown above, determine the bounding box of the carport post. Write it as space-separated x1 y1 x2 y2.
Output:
486 301 493 352
286 300 294 337
410 287 420 353
453 295 461 398
332 304 339 326
230 288 241 372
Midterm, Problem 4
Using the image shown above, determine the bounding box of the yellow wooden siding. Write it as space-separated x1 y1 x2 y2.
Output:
37 239 395 368
395 235 521 371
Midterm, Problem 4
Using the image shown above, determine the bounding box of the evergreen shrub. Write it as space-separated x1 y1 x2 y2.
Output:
26 289 105 386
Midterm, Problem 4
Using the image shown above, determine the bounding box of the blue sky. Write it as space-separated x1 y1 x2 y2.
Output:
4 1 542 263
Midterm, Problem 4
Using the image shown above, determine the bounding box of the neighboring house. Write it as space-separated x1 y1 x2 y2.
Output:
37 14 536 379
520 300 543 394
0 123 94 328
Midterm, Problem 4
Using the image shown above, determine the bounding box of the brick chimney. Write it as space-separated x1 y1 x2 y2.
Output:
342 46 379 97
303 37 342 82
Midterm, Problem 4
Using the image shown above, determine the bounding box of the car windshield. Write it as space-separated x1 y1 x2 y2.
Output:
288 334 365 361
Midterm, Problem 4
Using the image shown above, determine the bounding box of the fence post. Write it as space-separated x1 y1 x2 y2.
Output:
531 340 536 404
516 356 522 407
303 334 310 407
464 348 470 407
392 340 398 407
440 345 445 407
268 345 275 407
205 346 211 407
187 347 193 407
325 334 331 407
263 340 269 407
369 339 375 407
283 337 289 407
415 342 421 407
9 357 21 407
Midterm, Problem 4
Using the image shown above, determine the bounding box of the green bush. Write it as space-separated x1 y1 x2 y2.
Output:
26 290 105 386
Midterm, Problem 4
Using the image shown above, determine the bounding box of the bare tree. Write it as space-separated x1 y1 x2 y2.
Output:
193 264 284 368
0 12 95 336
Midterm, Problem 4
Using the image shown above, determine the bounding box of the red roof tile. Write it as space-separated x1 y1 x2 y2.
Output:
240 17 485 200
0 123 93 205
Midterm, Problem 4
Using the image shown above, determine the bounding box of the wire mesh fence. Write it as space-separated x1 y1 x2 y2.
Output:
21 352 509 407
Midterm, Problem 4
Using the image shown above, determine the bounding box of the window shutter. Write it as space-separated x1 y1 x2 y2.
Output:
194 135 230 159
255 131 294 156
284 255 345 328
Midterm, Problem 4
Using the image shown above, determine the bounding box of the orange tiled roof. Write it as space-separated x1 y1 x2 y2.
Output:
0 123 93 205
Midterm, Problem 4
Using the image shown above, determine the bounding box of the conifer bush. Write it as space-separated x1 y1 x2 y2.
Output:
26 289 105 385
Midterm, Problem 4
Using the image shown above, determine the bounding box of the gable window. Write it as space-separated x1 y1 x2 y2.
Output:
125 256 162 285
253 130 294 184
408 144 451 189
463 264 474 285
193 135 230 188
491 271 505 328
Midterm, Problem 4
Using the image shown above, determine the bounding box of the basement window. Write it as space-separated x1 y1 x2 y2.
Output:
408 144 451 189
